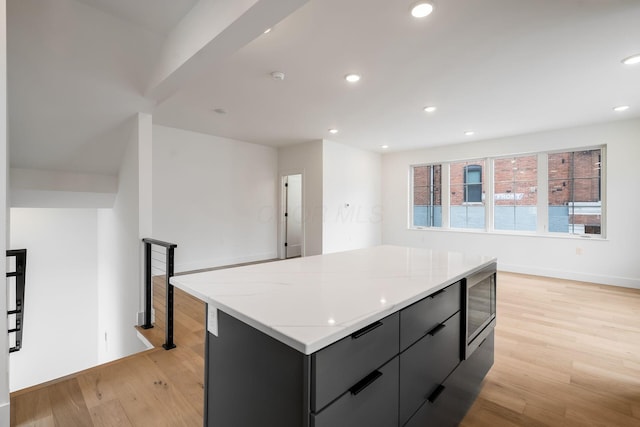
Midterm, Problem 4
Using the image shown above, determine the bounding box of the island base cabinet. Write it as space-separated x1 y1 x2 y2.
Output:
311 357 399 427
311 312 399 412
203 281 494 427
399 312 461 426
404 330 494 427
206 311 307 427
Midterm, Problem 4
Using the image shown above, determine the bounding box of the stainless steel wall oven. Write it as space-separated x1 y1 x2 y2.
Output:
464 263 496 359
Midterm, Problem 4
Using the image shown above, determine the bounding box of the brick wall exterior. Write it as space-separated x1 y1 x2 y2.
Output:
493 155 537 206
412 148 601 230
450 160 485 205
549 149 602 229
413 165 442 206
548 150 601 205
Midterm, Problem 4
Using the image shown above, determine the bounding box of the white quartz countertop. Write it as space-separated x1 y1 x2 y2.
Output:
170 245 496 354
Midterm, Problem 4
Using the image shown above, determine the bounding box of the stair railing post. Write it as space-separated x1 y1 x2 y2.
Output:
141 238 177 350
163 246 176 350
142 241 153 329
7 249 27 352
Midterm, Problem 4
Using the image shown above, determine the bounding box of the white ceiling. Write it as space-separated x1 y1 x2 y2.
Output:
7 0 640 175
74 0 199 36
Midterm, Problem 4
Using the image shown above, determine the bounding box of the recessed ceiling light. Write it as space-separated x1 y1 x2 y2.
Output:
381 145 389 149
423 106 437 113
622 54 640 65
613 105 630 112
271 71 285 81
411 2 434 18
345 73 361 83
263 28 272 34
464 131 475 136
329 128 339 134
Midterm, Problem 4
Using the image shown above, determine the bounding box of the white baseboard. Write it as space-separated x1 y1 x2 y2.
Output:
0 401 9 426
136 309 155 326
136 330 155 350
499 263 640 289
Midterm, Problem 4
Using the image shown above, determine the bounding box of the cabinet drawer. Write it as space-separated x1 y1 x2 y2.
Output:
400 281 461 351
311 356 399 427
311 312 399 412
404 330 494 427
399 311 461 426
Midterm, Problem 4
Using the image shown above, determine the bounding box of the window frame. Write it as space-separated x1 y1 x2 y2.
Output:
463 164 483 203
545 147 605 238
407 145 606 239
491 153 539 233
450 159 486 230
409 163 443 229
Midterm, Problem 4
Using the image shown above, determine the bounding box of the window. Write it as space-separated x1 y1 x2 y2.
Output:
548 149 602 235
411 164 442 227
464 165 483 203
408 146 605 238
493 155 537 231
451 160 485 229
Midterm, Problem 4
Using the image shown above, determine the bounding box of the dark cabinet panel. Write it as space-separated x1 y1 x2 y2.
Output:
206 311 307 427
399 311 461 426
404 330 494 427
400 281 461 351
311 357 399 427
311 312 399 412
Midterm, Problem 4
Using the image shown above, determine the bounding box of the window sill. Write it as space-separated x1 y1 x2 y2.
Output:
407 226 607 241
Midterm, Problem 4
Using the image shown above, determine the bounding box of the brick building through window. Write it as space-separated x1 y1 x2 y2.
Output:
412 164 442 227
411 148 602 235
548 149 602 234
451 160 485 229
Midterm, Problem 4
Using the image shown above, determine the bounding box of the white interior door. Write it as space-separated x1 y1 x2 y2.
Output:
284 174 302 258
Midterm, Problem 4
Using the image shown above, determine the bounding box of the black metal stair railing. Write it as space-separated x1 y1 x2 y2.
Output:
7 249 27 353
142 238 177 350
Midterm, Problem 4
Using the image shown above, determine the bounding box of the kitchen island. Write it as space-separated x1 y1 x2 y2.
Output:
171 245 496 427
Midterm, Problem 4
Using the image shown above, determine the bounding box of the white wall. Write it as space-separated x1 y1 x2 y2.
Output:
9 168 117 208
322 140 382 254
138 113 153 320
0 0 8 419
97 118 147 363
153 125 278 272
278 140 324 256
382 118 640 288
9 208 99 391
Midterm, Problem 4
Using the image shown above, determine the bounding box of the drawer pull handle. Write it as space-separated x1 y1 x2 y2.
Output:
351 321 383 339
349 370 383 396
427 384 445 403
428 289 446 299
427 323 446 336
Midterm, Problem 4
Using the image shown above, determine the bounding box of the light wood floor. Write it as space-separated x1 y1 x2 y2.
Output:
10 272 640 426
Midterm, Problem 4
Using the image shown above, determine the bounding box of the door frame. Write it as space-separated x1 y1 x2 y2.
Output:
279 171 305 259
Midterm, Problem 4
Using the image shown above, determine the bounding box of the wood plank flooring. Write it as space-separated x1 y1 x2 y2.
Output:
10 276 206 427
461 274 640 427
10 271 640 426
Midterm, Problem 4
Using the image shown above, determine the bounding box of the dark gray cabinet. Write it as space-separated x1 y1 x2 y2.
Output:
399 311 461 426
400 281 461 351
311 313 399 412
311 356 399 427
204 279 493 427
404 331 494 427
